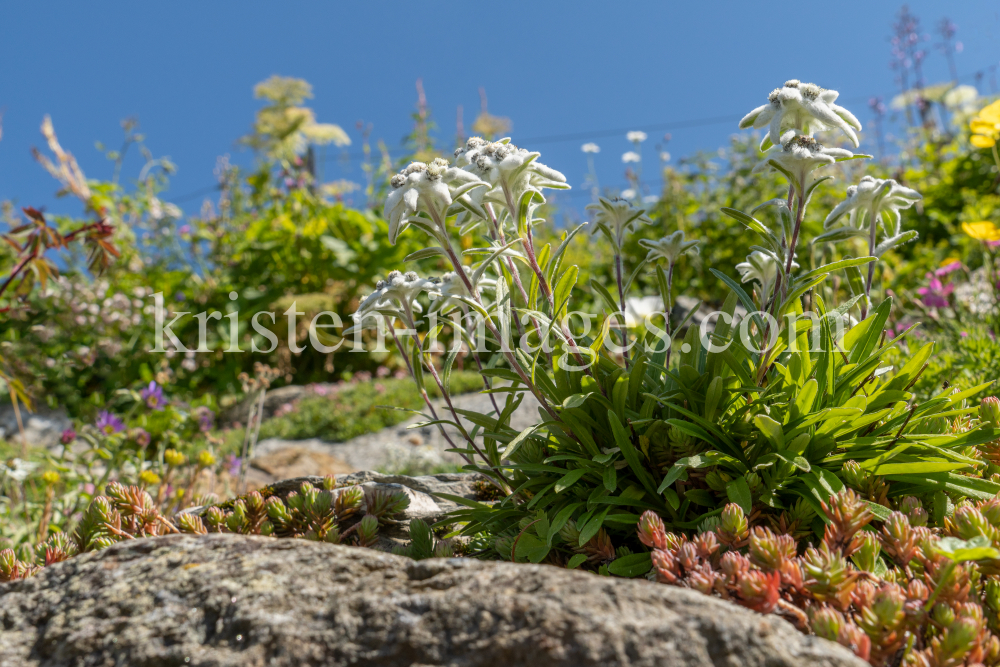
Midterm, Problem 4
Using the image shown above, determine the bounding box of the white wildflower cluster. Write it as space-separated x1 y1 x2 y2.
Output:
737 78 922 308
740 79 862 149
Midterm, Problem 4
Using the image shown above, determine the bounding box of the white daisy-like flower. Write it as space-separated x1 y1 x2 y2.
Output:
2 458 38 483
626 131 648 143
660 152 671 162
587 196 653 248
620 188 636 200
581 142 601 154
739 79 863 149
639 230 701 266
736 250 799 301
622 151 641 163
823 175 922 233
751 134 855 185
384 159 486 245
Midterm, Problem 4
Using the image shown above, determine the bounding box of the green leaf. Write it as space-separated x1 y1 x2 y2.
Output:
726 477 753 515
566 553 588 569
608 410 660 498
607 552 653 578
603 466 617 492
935 536 1000 563
555 468 587 493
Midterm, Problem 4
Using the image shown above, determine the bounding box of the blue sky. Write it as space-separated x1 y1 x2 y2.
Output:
1 1 998 221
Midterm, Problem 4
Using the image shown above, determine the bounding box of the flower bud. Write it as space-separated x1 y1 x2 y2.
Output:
178 512 207 534
717 503 749 547
704 470 731 492
42 471 60 486
981 396 1000 428
736 569 781 613
60 428 77 445
748 526 795 571
850 531 881 572
811 607 844 642
637 510 668 550
899 496 929 527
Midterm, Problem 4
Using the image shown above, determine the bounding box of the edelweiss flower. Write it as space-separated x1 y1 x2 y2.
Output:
581 142 600 154
823 176 922 234
454 137 567 201
351 271 438 331
626 131 648 143
384 159 485 244
740 80 863 148
751 134 854 185
622 151 641 163
587 196 653 248
428 267 496 312
639 230 701 265
736 251 798 301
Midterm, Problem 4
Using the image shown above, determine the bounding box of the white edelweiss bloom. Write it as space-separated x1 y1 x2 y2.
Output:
351 270 436 330
383 158 485 245
626 131 648 143
751 134 855 181
739 79 863 148
736 250 799 300
660 151 671 162
455 137 567 192
622 151 641 163
638 230 701 265
581 142 600 154
620 188 636 200
823 175 922 233
428 267 496 312
587 196 653 247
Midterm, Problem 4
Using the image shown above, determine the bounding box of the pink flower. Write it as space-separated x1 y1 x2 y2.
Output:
935 261 962 277
916 273 953 309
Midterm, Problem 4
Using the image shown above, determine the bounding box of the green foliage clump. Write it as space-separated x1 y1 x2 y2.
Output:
253 371 483 443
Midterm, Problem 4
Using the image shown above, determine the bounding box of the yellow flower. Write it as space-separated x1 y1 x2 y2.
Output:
970 100 1000 148
940 256 961 267
962 221 1000 242
196 450 216 468
139 470 161 486
164 449 187 467
41 471 60 486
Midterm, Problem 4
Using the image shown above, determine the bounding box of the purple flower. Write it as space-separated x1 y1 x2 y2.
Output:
129 427 151 448
95 411 125 436
193 406 215 432
917 273 954 309
60 428 76 445
140 381 166 411
226 454 242 477
178 224 191 235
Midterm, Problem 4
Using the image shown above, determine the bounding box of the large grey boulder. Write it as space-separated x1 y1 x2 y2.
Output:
0 533 864 667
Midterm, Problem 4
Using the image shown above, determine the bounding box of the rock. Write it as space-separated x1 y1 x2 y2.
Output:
0 533 865 667
221 384 311 426
257 472 484 551
247 445 356 489
0 402 72 449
